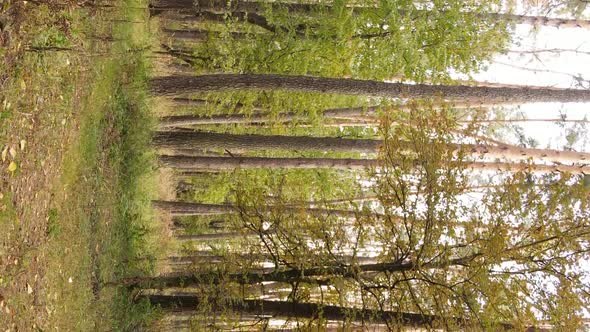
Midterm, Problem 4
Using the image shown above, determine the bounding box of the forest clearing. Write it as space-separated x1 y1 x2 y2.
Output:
1 0 590 331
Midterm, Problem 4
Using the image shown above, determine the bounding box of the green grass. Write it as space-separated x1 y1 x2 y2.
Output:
0 1 163 330
41 5 164 330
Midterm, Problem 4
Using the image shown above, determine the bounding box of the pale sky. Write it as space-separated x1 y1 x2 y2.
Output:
464 22 590 152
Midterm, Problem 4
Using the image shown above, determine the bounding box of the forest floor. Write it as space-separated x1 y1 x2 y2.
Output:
0 0 162 330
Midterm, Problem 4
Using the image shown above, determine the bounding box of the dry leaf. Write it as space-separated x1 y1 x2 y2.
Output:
8 147 16 158
7 161 17 173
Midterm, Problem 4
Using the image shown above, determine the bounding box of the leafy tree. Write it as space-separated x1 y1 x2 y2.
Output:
159 0 510 81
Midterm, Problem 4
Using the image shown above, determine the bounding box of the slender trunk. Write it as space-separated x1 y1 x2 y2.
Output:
169 253 378 265
507 48 590 56
482 12 590 28
158 110 590 128
168 252 270 264
162 28 250 41
154 131 590 164
468 118 590 124
151 0 590 29
170 97 208 107
153 200 360 218
153 131 380 153
159 155 590 174
150 74 590 103
159 105 382 127
175 170 221 178
161 155 376 170
151 0 322 15
124 256 477 287
170 97 265 111
141 295 460 328
175 232 246 241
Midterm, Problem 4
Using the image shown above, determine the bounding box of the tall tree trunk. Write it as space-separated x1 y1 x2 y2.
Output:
150 74 590 104
158 105 381 127
153 131 379 153
175 232 247 241
153 200 360 218
170 97 208 107
162 28 251 41
170 97 265 112
159 155 589 174
151 0 321 16
151 0 590 29
124 255 478 287
161 155 375 170
159 108 590 127
154 131 590 164
141 295 465 328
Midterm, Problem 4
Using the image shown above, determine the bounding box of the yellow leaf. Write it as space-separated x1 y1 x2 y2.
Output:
7 161 17 172
1 147 6 162
19 79 26 90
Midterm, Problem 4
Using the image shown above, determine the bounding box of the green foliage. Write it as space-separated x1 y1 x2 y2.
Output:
184 0 509 81
186 106 590 329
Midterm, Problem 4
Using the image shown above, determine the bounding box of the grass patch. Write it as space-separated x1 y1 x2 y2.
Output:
41 5 164 330
0 0 163 330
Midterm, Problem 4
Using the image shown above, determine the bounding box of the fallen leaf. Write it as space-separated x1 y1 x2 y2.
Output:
19 79 26 90
8 147 16 158
19 140 25 151
27 283 33 294
1 147 7 161
7 161 17 172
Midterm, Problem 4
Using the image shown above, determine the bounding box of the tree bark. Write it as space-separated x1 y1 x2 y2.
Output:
150 74 590 104
125 255 479 287
158 105 383 127
170 97 264 111
151 0 590 29
159 155 590 174
154 131 590 164
162 28 250 41
141 295 460 328
175 232 246 241
170 97 208 107
153 200 360 218
161 155 376 170
159 111 590 127
151 0 322 16
154 131 379 153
